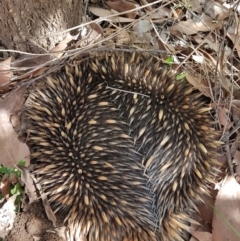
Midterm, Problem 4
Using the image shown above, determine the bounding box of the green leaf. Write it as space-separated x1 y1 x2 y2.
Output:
176 72 186 81
0 166 11 174
0 162 25 216
0 165 18 177
15 170 21 178
165 56 174 66
10 184 18 195
18 160 26 166
10 183 23 196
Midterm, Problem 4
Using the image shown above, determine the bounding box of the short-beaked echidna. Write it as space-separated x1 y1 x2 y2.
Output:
21 51 220 241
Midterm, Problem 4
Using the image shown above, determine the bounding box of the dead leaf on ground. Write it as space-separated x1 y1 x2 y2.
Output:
227 32 240 58
232 100 240 122
49 34 75 58
11 54 54 69
0 86 30 167
149 6 171 19
197 49 232 93
90 21 104 36
17 165 38 204
77 21 103 47
204 1 231 20
88 7 135 22
193 34 221 53
172 7 184 20
212 176 240 241
189 0 202 14
217 107 233 131
105 0 138 19
233 151 240 174
0 57 12 94
197 195 216 225
134 19 153 36
0 179 11 199
186 74 213 98
170 16 222 35
190 231 212 241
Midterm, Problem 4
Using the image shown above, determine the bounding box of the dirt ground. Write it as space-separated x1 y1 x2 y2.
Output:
5 201 65 241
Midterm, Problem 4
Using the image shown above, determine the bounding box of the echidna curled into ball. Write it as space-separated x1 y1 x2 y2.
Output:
22 51 220 241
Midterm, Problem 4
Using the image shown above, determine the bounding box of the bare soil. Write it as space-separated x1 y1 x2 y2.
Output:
5 201 64 241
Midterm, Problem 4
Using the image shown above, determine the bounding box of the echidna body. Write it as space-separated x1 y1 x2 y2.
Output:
22 52 219 241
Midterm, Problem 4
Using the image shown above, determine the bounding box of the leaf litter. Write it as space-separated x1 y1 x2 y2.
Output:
1 0 240 240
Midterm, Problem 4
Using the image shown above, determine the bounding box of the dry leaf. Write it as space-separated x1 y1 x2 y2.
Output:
150 6 171 19
204 1 230 20
0 86 30 167
105 0 138 19
0 179 11 198
0 57 12 94
90 21 104 36
212 176 240 241
81 22 103 46
197 49 232 93
193 34 221 53
88 7 135 22
172 8 184 20
170 16 222 35
232 100 240 122
227 33 240 58
11 54 54 68
189 0 202 14
186 74 213 98
234 150 240 174
217 107 233 131
197 195 216 225
49 34 75 58
134 20 153 36
191 231 212 241
17 165 38 204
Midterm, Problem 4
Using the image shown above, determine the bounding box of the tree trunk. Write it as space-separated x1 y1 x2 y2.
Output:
0 0 83 53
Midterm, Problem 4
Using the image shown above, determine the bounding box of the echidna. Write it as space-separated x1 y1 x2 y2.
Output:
21 51 220 241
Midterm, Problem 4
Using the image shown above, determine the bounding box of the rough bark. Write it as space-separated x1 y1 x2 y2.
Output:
0 0 83 53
